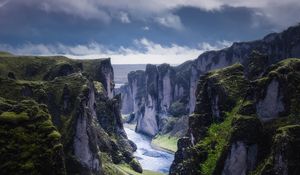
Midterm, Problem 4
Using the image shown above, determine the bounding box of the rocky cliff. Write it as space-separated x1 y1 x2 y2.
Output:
0 56 141 175
170 58 300 175
120 24 300 137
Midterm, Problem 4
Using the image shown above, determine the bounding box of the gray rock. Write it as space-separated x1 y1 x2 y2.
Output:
256 79 284 121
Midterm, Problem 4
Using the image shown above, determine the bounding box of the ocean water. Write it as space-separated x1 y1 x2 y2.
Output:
113 64 146 88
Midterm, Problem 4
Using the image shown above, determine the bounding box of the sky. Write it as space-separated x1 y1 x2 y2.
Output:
0 0 300 64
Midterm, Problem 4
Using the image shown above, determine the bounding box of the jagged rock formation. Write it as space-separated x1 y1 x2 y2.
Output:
170 58 300 175
0 56 141 175
120 24 300 137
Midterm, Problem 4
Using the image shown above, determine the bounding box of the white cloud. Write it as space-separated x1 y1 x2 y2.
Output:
198 40 232 51
142 26 150 31
0 39 232 64
119 12 131 23
155 14 184 30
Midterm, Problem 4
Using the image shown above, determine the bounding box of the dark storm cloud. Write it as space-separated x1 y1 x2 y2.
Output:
0 0 299 59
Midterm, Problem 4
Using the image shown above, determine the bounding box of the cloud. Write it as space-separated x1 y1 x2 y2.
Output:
119 12 131 23
3 0 300 29
0 0 9 8
198 40 232 51
142 26 150 31
0 39 232 64
155 14 184 30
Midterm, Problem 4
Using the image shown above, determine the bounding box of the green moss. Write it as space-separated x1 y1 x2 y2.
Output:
94 81 105 93
0 55 136 175
48 130 61 140
20 161 34 171
200 101 242 175
208 64 249 99
0 55 71 80
45 73 87 106
152 134 179 153
0 111 29 123
274 124 300 142
0 98 66 175
114 164 165 175
0 55 110 83
0 51 13 56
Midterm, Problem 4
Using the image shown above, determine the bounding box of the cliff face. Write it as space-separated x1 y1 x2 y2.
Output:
120 24 300 137
170 58 300 175
0 56 140 175
120 64 178 136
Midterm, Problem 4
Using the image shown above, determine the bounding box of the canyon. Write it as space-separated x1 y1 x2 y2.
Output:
0 24 300 175
119 24 300 137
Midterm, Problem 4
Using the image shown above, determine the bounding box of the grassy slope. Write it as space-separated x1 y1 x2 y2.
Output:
116 164 165 175
0 51 13 56
0 55 110 81
199 101 242 175
102 152 165 175
199 58 300 174
151 134 179 153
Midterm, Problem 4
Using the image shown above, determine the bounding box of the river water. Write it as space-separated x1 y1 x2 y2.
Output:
124 127 174 174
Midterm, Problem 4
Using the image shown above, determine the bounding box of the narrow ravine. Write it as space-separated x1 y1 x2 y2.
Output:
124 126 174 174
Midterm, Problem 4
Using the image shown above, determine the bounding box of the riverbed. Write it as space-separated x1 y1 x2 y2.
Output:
124 126 174 174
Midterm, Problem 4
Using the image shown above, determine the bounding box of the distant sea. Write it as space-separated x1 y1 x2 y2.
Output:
113 64 146 88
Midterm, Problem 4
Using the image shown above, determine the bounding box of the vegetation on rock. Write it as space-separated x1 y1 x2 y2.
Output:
0 98 66 175
0 55 139 175
170 58 300 175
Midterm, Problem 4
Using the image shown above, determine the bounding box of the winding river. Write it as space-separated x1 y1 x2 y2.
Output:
124 126 174 174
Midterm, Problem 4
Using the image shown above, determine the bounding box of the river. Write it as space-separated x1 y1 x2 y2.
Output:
124 126 174 174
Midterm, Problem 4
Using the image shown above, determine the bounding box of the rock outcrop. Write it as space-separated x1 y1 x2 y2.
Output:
170 58 300 175
120 24 300 137
0 56 140 175
256 79 284 121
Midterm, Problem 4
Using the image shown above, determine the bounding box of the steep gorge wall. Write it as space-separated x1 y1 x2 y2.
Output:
120 64 178 136
120 24 300 137
0 56 140 175
170 58 300 175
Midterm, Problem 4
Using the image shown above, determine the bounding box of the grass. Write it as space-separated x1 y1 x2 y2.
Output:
151 134 179 153
48 130 61 140
0 112 29 123
208 64 249 98
0 55 70 80
116 164 166 175
0 54 110 82
0 51 13 56
101 152 165 175
199 100 242 175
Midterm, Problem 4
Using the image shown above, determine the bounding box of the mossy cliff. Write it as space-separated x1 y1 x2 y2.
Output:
0 98 65 175
170 58 300 175
0 55 114 98
119 24 300 137
0 56 140 175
